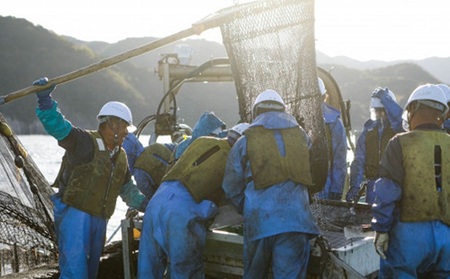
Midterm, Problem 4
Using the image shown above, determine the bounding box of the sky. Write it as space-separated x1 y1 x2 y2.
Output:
2 0 449 62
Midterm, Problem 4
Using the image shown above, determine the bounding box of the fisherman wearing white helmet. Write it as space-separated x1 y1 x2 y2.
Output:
122 123 193 200
222 89 319 278
33 78 148 279
346 87 403 204
121 124 188 198
227 122 250 146
315 78 347 201
371 84 450 278
137 122 247 279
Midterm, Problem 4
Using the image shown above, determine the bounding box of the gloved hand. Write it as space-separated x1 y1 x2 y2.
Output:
374 232 389 260
125 208 139 219
345 187 360 202
33 77 56 98
371 87 388 99
33 77 55 110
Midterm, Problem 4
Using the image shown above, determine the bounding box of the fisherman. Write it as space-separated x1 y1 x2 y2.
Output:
436 83 450 133
315 77 347 200
122 132 144 173
167 111 227 170
346 87 403 204
137 122 249 279
130 142 173 199
173 112 227 159
33 77 148 279
121 124 192 199
222 89 319 278
372 84 450 278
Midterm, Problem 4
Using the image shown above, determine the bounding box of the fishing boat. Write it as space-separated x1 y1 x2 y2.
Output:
118 52 378 279
0 0 379 278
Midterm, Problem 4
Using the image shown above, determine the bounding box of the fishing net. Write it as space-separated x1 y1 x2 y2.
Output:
217 1 368 258
0 113 56 275
218 0 327 193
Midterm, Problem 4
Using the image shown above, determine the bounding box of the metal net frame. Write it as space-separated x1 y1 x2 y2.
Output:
218 0 328 193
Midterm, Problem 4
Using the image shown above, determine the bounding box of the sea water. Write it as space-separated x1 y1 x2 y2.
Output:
18 134 150 243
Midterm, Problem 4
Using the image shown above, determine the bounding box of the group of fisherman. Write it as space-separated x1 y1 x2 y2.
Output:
32 75 450 278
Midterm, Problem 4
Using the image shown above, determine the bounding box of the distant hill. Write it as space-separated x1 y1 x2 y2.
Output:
415 57 450 84
0 15 447 133
0 16 237 134
63 36 228 69
317 51 450 84
0 16 156 133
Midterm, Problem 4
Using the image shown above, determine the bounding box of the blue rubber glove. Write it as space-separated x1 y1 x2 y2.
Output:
371 87 388 99
33 77 55 110
33 77 56 97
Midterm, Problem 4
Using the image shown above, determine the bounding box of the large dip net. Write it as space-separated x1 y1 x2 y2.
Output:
201 2 371 276
218 0 327 193
217 0 371 251
0 113 56 275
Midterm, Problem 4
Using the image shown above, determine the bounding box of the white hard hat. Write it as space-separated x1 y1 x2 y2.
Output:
405 84 448 114
97 101 133 125
370 98 383 109
436 84 450 104
318 78 326 95
370 88 397 109
172 123 193 143
178 123 193 135
230 122 250 136
227 122 249 144
252 89 285 119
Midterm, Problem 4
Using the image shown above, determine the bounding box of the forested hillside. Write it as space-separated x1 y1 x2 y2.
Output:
0 16 445 134
0 16 156 133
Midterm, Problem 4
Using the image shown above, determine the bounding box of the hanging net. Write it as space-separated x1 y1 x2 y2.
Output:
0 113 56 275
218 0 327 193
